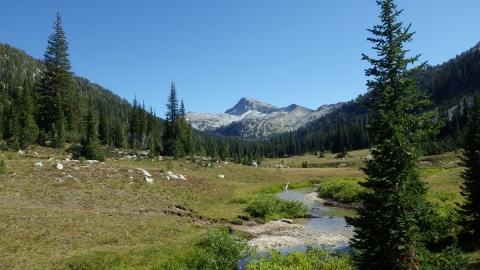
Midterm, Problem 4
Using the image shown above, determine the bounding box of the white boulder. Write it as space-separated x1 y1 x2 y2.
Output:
136 168 152 177
53 163 63 170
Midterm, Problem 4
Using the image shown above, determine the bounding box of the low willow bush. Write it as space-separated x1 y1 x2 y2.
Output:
245 194 309 220
246 248 353 270
316 178 365 203
188 228 252 269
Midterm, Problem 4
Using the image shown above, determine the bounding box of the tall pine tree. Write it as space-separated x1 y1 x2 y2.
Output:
37 13 74 138
345 1 447 268
458 93 480 236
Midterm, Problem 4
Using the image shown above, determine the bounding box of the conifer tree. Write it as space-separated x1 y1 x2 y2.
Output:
81 93 102 160
162 82 179 157
458 93 480 235
345 1 450 268
37 13 74 136
18 81 39 149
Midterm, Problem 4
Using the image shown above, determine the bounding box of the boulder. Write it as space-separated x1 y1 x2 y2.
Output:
136 168 152 177
34 162 43 167
251 162 257 168
218 175 225 178
144 176 153 183
53 163 63 170
166 171 179 179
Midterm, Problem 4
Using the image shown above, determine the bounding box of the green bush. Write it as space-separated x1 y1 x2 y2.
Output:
188 228 252 269
229 218 244 225
245 194 308 220
317 178 365 203
247 248 353 270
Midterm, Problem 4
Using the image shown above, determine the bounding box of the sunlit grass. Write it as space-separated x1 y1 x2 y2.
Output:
0 148 477 269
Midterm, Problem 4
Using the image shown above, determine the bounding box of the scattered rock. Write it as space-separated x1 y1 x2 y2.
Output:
34 162 43 167
166 171 179 179
144 176 153 183
136 168 151 177
48 157 56 161
86 160 99 163
218 175 225 178
53 163 63 170
18 150 24 154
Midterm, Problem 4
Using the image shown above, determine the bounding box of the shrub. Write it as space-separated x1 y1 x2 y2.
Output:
280 200 309 218
189 228 252 269
247 248 353 270
245 194 308 220
246 194 281 219
229 218 244 225
317 178 365 203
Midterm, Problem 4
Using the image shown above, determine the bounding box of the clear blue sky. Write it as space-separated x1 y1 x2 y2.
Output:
1 1 479 117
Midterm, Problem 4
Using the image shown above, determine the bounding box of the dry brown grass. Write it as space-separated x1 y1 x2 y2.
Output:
0 147 476 269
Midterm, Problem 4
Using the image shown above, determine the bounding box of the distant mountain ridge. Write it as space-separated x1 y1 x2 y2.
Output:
187 97 344 138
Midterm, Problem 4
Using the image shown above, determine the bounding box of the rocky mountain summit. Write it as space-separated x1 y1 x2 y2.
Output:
186 97 344 138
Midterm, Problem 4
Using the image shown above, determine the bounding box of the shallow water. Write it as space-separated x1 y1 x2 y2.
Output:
276 187 357 219
237 188 356 269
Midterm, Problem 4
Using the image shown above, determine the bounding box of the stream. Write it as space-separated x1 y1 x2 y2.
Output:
237 187 357 269
276 187 356 253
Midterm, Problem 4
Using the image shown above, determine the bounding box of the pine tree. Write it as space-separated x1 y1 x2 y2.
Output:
345 1 447 268
162 82 179 157
81 93 102 160
18 81 39 149
37 13 74 136
458 93 480 235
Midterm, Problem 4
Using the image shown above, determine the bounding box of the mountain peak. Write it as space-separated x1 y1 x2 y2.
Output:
225 97 278 115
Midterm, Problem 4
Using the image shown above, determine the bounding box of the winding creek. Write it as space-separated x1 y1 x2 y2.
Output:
276 187 356 252
237 187 357 269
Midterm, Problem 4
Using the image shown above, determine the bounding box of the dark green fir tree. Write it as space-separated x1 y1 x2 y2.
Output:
18 81 39 149
458 94 480 236
162 82 179 157
346 1 464 269
37 13 75 137
81 93 102 160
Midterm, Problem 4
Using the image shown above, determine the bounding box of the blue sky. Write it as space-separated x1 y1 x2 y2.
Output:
1 1 480 117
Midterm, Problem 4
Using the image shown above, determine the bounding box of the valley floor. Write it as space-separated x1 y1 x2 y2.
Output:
1 147 479 269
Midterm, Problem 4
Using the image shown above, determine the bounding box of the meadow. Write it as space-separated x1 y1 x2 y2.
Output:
0 147 478 269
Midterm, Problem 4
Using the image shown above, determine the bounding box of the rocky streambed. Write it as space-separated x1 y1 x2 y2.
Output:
233 188 356 252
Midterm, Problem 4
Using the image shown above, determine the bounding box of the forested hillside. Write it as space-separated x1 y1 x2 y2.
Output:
1 31 480 161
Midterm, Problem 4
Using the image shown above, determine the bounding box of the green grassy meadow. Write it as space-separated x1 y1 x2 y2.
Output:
0 147 478 269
